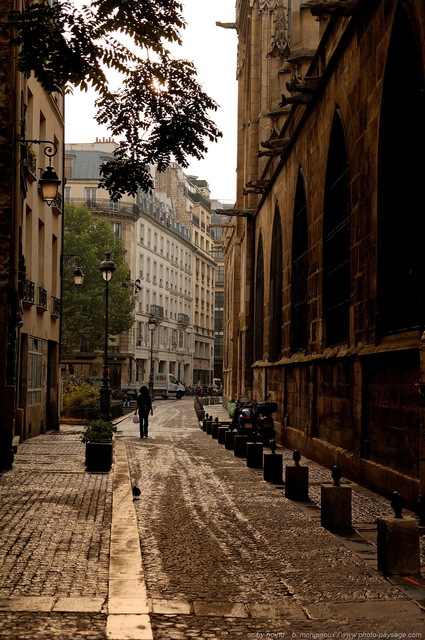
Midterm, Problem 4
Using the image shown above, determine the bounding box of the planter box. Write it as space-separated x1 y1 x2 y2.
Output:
85 441 113 472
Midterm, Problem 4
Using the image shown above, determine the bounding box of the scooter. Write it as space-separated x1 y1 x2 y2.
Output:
256 401 277 445
235 401 257 437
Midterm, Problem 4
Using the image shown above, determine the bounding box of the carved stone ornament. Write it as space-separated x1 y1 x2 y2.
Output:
306 0 360 18
279 92 312 107
268 6 290 58
237 43 245 79
258 0 281 12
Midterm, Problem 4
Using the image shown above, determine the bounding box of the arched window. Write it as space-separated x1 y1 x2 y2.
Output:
378 7 425 335
254 234 264 361
291 170 308 350
323 110 350 346
269 207 283 360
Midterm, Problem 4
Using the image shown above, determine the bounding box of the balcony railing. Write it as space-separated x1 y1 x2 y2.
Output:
150 305 164 318
52 191 62 214
23 280 35 305
37 287 48 311
51 296 61 317
178 313 190 325
71 198 140 217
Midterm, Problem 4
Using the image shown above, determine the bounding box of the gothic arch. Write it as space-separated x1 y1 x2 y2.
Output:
377 5 425 335
291 168 308 351
269 206 283 360
323 109 350 346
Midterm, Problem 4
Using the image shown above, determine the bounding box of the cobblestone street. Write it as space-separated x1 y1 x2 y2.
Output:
125 398 425 639
0 397 424 639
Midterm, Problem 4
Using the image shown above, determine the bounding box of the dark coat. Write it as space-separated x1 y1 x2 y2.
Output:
137 393 152 414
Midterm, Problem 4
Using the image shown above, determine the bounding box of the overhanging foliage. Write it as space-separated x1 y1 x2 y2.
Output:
9 0 222 199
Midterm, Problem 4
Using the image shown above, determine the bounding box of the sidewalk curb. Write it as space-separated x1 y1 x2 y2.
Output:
107 437 153 640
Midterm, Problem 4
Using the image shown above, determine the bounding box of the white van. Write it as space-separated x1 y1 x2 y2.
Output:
152 373 185 399
213 378 223 395
121 374 185 399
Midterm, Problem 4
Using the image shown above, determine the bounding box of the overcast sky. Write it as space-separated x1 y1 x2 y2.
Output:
65 0 238 202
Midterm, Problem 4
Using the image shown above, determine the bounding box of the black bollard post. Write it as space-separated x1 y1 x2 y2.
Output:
321 467 352 530
247 442 263 468
285 451 309 500
212 418 220 439
225 430 236 450
377 492 420 576
218 426 229 444
234 435 248 458
206 417 213 435
202 414 209 432
263 453 283 483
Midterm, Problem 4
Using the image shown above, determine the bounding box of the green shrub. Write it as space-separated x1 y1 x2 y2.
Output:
81 420 117 443
63 373 99 410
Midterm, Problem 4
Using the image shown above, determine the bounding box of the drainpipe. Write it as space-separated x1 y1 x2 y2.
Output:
1 4 22 469
417 330 425 525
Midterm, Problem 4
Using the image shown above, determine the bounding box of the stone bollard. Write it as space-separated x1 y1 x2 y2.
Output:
264 453 283 483
234 435 248 458
285 450 309 500
206 417 213 435
247 442 263 468
212 418 220 439
218 426 228 444
377 492 421 576
321 466 352 530
225 430 236 450
202 414 209 432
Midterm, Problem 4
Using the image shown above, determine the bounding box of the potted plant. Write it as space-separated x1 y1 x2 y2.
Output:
81 420 117 471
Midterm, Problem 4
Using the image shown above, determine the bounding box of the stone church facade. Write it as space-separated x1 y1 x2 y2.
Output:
223 0 425 504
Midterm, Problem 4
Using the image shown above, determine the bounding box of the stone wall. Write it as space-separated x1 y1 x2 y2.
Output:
225 0 425 501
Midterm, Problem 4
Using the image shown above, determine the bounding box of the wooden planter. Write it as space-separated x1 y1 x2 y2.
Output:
85 441 113 472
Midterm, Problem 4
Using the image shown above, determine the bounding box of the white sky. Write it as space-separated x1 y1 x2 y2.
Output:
65 0 238 202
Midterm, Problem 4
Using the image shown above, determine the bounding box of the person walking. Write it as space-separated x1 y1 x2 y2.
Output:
136 386 153 438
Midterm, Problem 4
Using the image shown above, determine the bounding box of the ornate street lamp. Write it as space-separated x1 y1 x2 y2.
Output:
148 314 158 398
20 139 61 205
73 267 85 286
63 255 85 286
99 251 116 421
38 165 61 205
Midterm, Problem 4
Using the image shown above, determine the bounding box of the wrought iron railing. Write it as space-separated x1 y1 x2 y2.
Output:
23 280 35 305
51 296 61 317
37 287 48 311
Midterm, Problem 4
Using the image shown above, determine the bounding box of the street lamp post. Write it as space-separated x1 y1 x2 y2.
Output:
20 139 61 205
63 255 85 286
99 252 115 421
148 314 158 399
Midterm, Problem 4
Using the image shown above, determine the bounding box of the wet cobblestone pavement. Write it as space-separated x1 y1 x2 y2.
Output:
0 612 107 640
0 430 112 598
123 398 425 638
0 400 424 639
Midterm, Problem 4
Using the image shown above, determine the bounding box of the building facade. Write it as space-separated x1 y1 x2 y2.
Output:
224 0 425 504
0 0 65 467
211 201 234 382
155 165 216 386
134 190 194 386
64 143 195 387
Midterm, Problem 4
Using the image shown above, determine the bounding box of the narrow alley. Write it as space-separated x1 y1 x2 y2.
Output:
0 398 424 639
